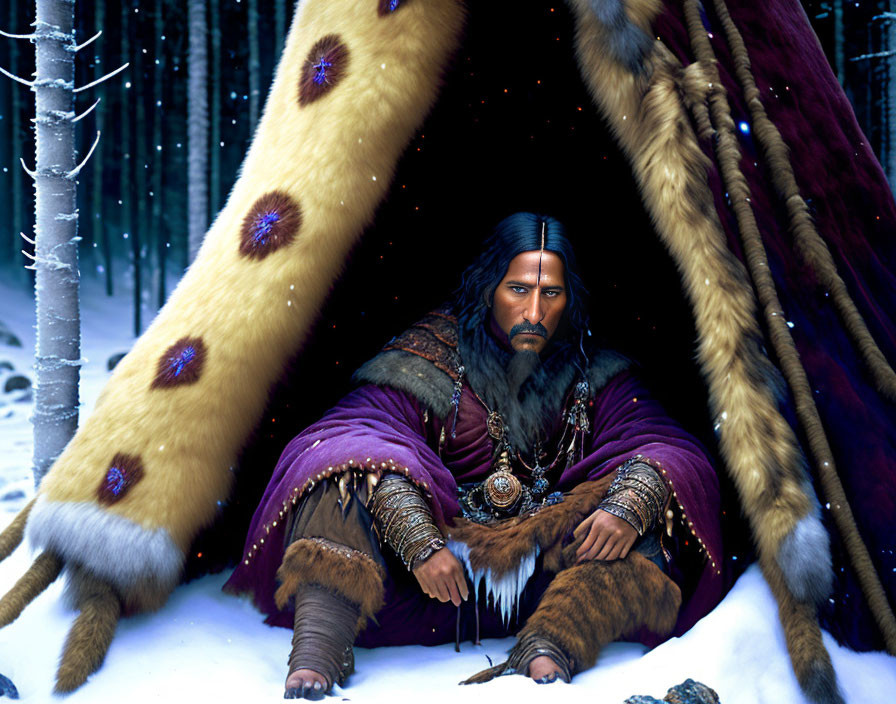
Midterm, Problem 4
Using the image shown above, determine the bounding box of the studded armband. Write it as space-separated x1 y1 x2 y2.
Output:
597 458 670 536
370 473 445 570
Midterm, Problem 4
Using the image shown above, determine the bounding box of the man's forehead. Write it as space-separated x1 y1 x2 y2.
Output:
502 250 565 284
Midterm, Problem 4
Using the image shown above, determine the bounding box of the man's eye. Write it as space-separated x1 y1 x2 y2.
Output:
510 286 527 294
543 290 560 297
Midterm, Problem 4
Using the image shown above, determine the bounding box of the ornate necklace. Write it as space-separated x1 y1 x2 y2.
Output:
457 383 590 521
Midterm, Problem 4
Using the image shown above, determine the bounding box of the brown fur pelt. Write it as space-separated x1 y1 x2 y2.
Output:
518 552 681 673
274 537 385 629
0 551 62 628
446 475 615 577
55 567 122 693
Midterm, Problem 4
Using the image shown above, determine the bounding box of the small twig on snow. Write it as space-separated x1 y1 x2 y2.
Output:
0 28 35 40
71 30 101 52
72 98 101 123
0 65 34 87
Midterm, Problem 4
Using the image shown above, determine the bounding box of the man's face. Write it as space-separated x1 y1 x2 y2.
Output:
491 250 568 355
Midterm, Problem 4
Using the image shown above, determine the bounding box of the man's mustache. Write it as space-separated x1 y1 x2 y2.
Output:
509 322 548 338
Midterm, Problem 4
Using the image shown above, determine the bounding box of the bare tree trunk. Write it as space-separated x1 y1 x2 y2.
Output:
134 5 148 327
210 0 222 219
9 1 27 288
187 0 208 263
833 0 845 85
275 0 287 56
153 0 167 308
92 0 113 296
120 1 139 335
248 0 260 133
31 0 81 486
889 3 896 194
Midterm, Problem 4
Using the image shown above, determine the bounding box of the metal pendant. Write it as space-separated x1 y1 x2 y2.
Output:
484 468 523 511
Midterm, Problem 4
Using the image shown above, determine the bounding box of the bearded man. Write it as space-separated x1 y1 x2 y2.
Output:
224 212 724 700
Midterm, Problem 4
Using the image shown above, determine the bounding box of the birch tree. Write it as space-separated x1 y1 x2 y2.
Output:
275 0 287 55
248 0 260 133
187 0 208 262
1 0 122 485
153 0 167 308
210 0 222 219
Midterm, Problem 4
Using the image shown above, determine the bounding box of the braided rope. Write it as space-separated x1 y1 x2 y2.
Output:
681 0 896 653
710 0 896 402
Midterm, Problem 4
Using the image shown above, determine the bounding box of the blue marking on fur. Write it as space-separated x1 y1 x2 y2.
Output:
389 0 400 11
169 346 196 377
251 211 281 247
104 466 126 497
312 58 333 86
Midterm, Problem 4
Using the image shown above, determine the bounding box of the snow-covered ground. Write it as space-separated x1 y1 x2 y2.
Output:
1 275 894 703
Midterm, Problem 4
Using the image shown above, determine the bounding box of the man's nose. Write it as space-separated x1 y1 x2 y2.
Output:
523 291 544 324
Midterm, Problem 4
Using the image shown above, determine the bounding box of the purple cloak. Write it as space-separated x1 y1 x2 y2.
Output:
225 367 724 646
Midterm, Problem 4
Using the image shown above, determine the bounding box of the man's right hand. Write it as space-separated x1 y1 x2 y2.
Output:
412 548 469 606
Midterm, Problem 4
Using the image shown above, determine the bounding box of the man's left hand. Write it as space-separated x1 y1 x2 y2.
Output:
573 508 638 563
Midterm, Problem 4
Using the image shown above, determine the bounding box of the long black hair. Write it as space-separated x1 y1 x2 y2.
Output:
453 212 591 341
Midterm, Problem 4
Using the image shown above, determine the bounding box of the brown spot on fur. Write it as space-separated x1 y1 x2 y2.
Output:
238 191 303 260
275 537 385 629
299 35 349 106
97 453 145 505
151 336 207 389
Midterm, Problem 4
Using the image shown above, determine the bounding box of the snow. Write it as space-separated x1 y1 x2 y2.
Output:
1 275 895 704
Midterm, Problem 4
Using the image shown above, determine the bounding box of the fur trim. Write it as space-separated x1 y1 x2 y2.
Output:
446 477 614 578
274 537 385 628
777 509 832 606
567 0 823 594
0 497 34 561
585 0 654 74
354 351 457 418
765 564 845 704
33 0 466 615
54 568 121 694
27 497 182 612
356 305 630 422
518 552 681 672
587 349 631 391
0 551 62 628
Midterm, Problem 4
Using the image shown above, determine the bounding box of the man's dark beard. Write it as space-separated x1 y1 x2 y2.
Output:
457 316 580 457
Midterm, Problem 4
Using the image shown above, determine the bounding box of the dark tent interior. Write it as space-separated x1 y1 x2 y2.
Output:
188 1 751 589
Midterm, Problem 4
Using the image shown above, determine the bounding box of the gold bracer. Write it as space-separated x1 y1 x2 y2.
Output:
370 474 446 570
597 458 670 536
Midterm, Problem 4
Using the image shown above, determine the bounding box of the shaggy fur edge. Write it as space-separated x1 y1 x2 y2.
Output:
519 552 681 672
27 497 182 612
355 341 631 422
274 537 385 628
354 350 456 418
447 476 614 577
566 0 825 594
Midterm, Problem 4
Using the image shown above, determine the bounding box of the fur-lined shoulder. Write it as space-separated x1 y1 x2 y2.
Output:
354 309 631 416
352 308 461 417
